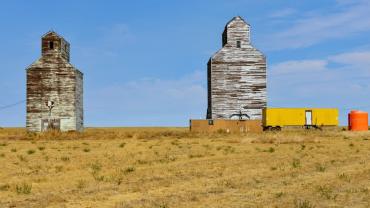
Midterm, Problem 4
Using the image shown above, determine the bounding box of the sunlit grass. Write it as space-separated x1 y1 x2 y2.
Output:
0 127 370 207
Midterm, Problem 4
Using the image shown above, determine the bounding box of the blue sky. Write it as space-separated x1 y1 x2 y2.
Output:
0 0 370 127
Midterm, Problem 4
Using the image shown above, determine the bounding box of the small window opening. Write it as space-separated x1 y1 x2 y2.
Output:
49 41 54 49
236 41 241 48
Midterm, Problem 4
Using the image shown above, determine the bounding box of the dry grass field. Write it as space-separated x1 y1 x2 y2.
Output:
1 127 370 208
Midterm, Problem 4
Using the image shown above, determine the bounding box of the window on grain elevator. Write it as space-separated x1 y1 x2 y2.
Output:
236 41 241 48
49 41 54 49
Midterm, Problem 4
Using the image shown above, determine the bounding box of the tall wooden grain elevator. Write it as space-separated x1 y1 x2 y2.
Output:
207 16 267 120
26 31 83 132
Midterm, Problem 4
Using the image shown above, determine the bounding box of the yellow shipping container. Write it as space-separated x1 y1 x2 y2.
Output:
263 108 339 130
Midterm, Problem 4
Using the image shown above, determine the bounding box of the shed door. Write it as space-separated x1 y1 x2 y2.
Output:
41 119 61 131
305 110 312 126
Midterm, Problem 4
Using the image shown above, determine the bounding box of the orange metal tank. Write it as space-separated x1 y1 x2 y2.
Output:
348 110 368 131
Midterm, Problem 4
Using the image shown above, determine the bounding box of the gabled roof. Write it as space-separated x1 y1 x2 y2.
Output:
225 16 250 27
41 30 69 44
42 30 59 38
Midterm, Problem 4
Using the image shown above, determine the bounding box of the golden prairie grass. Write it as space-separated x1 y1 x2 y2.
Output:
0 128 370 207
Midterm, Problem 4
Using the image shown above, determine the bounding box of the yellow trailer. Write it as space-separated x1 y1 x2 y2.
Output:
263 108 339 130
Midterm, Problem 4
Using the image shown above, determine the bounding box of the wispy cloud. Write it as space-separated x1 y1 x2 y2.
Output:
270 60 328 75
269 50 370 123
264 0 370 50
270 50 370 77
269 8 297 19
328 51 370 67
74 23 136 59
335 0 361 6
100 24 136 47
86 71 207 126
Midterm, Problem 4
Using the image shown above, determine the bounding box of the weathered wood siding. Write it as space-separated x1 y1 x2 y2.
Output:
75 71 83 131
207 16 267 120
26 31 83 132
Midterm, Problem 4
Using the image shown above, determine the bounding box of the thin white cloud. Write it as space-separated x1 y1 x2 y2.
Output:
335 0 362 6
264 1 370 50
86 71 207 126
269 8 297 18
270 60 327 75
101 24 136 46
269 50 370 124
75 23 135 57
271 50 370 76
328 51 370 67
